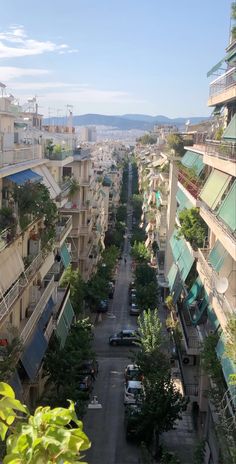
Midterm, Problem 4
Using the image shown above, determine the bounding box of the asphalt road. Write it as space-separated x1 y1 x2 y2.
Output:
84 163 141 464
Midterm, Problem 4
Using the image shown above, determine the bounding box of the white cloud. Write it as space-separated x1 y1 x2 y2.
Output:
0 25 78 58
0 66 50 81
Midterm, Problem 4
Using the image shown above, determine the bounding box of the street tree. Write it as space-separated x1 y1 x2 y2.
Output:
131 241 150 263
136 282 158 311
0 382 90 463
137 308 162 354
61 266 85 315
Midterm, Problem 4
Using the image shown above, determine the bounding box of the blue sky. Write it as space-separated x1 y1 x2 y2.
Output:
0 0 232 118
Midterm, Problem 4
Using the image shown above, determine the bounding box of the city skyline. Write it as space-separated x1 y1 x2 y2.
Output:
0 0 232 117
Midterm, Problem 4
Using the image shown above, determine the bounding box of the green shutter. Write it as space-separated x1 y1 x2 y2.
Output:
200 170 231 209
156 191 161 208
184 277 203 307
170 230 184 262
173 283 183 304
60 243 71 268
181 151 204 175
56 316 69 348
176 188 192 212
217 181 236 232
167 264 179 292
208 240 227 271
177 246 194 282
63 299 75 326
222 114 236 140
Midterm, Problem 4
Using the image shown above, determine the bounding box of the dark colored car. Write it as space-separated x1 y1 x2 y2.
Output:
97 299 109 312
129 303 140 316
78 359 98 378
109 329 139 346
124 405 142 441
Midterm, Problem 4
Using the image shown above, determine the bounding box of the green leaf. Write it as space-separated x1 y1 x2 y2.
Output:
0 397 28 414
0 382 15 399
0 421 8 440
3 454 22 464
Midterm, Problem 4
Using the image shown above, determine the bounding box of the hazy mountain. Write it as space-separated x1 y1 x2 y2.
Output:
43 113 209 130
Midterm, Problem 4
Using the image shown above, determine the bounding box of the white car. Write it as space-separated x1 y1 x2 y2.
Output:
124 380 143 405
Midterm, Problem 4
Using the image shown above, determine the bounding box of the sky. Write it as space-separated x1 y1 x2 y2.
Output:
0 0 232 118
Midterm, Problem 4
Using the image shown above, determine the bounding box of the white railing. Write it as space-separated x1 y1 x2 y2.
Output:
0 250 45 323
209 67 236 97
0 145 42 167
56 216 72 242
21 276 55 344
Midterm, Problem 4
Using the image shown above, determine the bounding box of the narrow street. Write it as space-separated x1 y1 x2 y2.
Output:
84 162 141 463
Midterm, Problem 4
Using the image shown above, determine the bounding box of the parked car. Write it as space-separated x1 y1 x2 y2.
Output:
124 364 142 382
78 359 98 379
109 329 139 346
124 380 143 405
129 303 140 316
129 290 137 305
97 299 109 312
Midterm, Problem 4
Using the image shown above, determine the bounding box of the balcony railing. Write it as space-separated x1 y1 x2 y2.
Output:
197 248 234 319
179 309 201 353
184 384 198 397
193 138 236 162
55 216 72 243
0 146 42 167
0 250 47 323
62 201 90 212
178 170 202 199
209 67 236 98
21 276 55 344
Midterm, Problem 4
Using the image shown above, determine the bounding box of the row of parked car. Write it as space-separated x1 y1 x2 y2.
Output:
76 359 99 393
128 281 140 316
123 364 143 440
97 281 115 312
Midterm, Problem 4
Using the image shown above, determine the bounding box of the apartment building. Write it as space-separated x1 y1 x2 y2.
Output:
163 27 236 464
0 94 75 408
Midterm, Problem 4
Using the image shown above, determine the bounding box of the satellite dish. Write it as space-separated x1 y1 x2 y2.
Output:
215 277 229 294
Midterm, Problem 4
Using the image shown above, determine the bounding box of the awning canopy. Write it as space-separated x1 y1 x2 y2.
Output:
176 188 192 213
181 150 204 176
56 299 75 348
217 181 236 232
0 246 24 295
222 114 236 140
167 263 179 292
155 191 161 208
33 166 61 200
6 169 42 186
208 240 228 272
170 230 194 282
207 58 226 78
200 169 231 210
184 277 203 308
21 327 48 380
60 243 71 269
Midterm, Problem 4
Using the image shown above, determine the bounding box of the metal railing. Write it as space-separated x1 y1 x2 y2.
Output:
55 216 72 242
209 67 236 97
0 250 46 323
178 169 202 199
0 146 42 167
185 384 198 397
21 276 55 344
179 310 201 351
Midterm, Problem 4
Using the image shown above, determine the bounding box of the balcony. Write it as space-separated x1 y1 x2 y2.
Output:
55 216 72 245
0 249 50 325
79 176 91 186
0 146 42 167
178 307 202 355
20 276 55 344
197 248 235 329
200 204 236 258
61 200 90 212
178 169 202 200
208 68 236 106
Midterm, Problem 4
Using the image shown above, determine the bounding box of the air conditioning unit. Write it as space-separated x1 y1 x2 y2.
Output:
182 355 195 366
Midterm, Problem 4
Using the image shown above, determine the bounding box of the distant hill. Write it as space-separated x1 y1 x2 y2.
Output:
43 113 209 130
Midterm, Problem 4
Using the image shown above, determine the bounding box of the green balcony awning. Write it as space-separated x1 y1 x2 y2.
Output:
60 243 71 268
181 150 204 176
170 230 184 262
207 58 226 78
176 187 192 213
207 305 219 330
222 114 236 140
216 334 236 404
177 246 194 282
167 263 179 292
217 181 236 232
200 169 231 210
172 282 183 304
184 277 203 308
208 240 228 272
56 299 75 348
